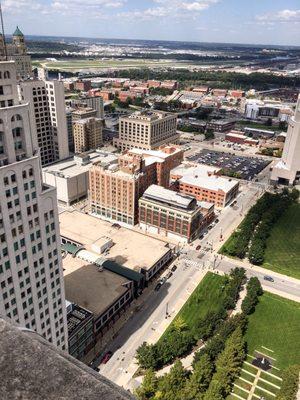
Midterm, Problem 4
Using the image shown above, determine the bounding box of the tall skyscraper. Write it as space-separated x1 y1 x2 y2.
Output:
271 94 300 185
0 61 68 350
19 79 69 166
0 26 32 80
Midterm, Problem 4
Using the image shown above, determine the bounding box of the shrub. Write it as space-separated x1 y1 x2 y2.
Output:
277 365 300 400
241 277 263 315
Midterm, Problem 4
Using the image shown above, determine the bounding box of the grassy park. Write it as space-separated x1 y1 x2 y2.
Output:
228 292 300 399
245 292 300 370
159 272 226 340
263 203 300 279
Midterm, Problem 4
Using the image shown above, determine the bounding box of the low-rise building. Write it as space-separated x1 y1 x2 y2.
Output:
139 185 205 243
170 164 239 208
42 150 118 206
206 119 236 132
75 80 92 92
59 210 173 282
66 301 94 360
63 254 133 339
225 131 259 146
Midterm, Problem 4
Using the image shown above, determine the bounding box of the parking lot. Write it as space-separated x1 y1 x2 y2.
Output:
187 149 270 180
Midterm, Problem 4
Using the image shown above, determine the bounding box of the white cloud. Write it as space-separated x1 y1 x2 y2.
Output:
256 9 300 23
118 0 219 21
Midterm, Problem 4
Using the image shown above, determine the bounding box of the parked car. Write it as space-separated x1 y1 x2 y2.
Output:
215 218 219 223
196 245 201 250
171 265 177 272
154 283 162 291
166 271 173 279
101 351 113 364
263 275 274 282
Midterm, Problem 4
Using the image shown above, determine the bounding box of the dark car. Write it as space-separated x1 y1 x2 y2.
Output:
196 245 201 250
154 283 162 291
101 351 113 364
263 275 274 282
166 271 173 279
171 265 177 272
215 218 219 223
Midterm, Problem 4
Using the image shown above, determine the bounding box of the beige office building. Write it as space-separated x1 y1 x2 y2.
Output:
73 117 103 153
114 110 179 151
72 107 97 121
19 79 69 166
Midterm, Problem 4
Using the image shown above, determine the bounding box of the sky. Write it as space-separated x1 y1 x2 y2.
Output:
2 0 300 46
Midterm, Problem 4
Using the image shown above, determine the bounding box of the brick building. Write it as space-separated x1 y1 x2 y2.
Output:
170 164 239 208
139 185 205 243
75 80 92 92
89 146 183 225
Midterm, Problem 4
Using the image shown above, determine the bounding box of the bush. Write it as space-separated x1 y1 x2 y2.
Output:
241 277 263 315
277 365 300 400
221 190 299 262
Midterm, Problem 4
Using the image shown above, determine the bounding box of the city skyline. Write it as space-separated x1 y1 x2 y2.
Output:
2 0 300 46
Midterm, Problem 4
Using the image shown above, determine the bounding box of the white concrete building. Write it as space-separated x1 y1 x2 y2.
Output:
271 94 300 185
19 79 69 166
42 150 118 206
0 61 68 350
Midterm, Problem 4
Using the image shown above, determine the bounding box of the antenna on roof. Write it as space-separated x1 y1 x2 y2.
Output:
0 2 7 60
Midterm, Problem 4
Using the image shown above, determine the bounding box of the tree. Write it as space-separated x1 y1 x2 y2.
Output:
277 364 300 400
181 354 213 400
136 342 160 370
204 327 245 398
135 369 159 400
157 361 189 400
203 380 224 400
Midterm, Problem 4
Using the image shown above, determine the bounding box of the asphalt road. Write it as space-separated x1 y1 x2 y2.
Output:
98 178 299 390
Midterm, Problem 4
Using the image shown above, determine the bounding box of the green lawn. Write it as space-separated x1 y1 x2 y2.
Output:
159 272 226 341
245 292 300 370
263 203 300 279
236 120 283 132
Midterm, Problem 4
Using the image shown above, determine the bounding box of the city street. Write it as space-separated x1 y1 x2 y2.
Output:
98 178 300 391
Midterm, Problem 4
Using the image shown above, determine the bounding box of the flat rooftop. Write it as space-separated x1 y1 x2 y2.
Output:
180 174 239 193
59 210 171 271
129 146 182 160
124 110 173 122
171 163 221 178
142 184 197 212
63 254 128 316
42 151 118 178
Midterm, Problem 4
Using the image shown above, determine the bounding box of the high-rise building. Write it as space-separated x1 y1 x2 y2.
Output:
66 106 74 153
0 26 32 80
72 96 104 119
72 107 97 121
19 79 69 166
114 110 179 151
89 146 183 225
73 117 103 153
0 61 68 350
271 94 300 185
